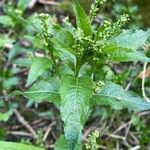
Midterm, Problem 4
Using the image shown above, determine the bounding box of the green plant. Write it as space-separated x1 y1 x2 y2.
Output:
107 0 142 29
0 0 40 41
20 0 150 149
0 0 30 29
0 141 45 150
1 0 150 149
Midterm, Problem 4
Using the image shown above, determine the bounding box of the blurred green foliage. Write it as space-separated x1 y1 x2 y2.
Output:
0 0 150 149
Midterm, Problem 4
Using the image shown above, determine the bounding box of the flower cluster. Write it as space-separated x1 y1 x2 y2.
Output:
98 14 129 40
98 20 112 40
39 13 49 38
73 29 97 57
73 29 85 56
93 81 105 94
90 0 107 20
85 130 100 150
113 14 129 33
7 1 23 16
38 13 53 47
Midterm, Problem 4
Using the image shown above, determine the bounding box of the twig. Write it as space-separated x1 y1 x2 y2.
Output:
123 121 132 140
106 121 131 141
105 112 116 131
83 120 106 140
113 113 136 141
122 140 132 149
116 141 119 150
29 0 38 9
14 109 37 139
43 121 56 141
38 0 59 6
131 145 141 150
105 133 125 140
97 145 107 150
142 62 150 102
125 80 132 90
113 121 130 134
1 91 36 138
51 130 57 140
31 118 45 125
138 111 150 116
7 131 33 138
10 125 22 130
129 132 139 145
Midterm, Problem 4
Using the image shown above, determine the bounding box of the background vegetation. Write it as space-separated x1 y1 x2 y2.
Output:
0 0 150 149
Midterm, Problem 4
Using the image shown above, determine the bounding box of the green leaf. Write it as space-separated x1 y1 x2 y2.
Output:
0 91 22 101
23 77 60 104
24 35 46 50
3 77 20 90
17 0 31 12
51 38 76 71
104 30 150 62
55 135 82 150
14 58 32 68
102 44 128 53
109 50 150 62
52 38 76 56
110 30 150 51
0 16 13 27
60 75 92 149
0 35 14 49
63 21 76 35
73 0 92 37
0 110 13 122
79 63 91 77
92 82 150 111
0 141 45 150
25 14 43 34
8 43 22 61
26 57 52 86
52 24 75 47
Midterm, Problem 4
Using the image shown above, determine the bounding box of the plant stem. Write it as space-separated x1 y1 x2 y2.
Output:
42 33 61 78
48 45 61 78
89 58 97 79
75 59 79 78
